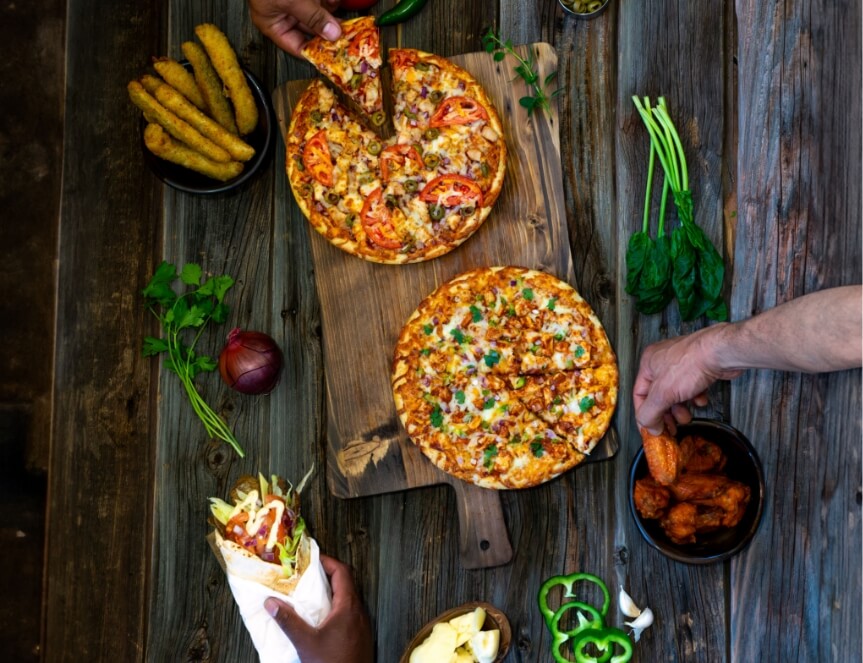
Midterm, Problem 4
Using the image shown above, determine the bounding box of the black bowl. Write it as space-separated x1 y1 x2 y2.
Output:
140 66 275 195
628 418 765 565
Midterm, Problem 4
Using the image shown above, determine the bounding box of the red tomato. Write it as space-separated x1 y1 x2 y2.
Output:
389 48 418 71
302 129 334 187
429 96 489 128
347 27 380 60
419 174 484 208
361 188 403 249
380 144 423 182
341 0 379 9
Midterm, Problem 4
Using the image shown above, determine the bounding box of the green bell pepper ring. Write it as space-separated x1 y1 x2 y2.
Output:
538 572 612 630
571 627 634 663
550 601 606 663
375 0 430 26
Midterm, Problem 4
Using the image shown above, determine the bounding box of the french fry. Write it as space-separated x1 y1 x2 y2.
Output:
152 57 207 111
149 78 255 162
182 41 239 135
127 80 232 163
139 73 162 94
194 23 258 136
143 123 243 182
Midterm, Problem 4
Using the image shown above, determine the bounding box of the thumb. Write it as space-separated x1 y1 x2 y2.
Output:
264 597 316 644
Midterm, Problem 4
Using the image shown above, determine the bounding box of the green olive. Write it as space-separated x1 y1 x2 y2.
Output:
428 204 445 221
480 161 490 178
326 192 340 205
385 193 398 207
423 153 440 169
359 173 375 185
345 213 356 227
350 73 363 89
404 179 418 192
415 62 430 72
423 128 440 141
294 156 305 171
368 141 382 156
371 111 387 127
429 90 444 104
459 205 476 217
310 109 323 123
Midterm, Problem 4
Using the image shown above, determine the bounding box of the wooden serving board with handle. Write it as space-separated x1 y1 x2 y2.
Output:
272 43 618 569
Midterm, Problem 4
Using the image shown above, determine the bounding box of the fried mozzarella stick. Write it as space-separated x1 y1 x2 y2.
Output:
195 23 258 136
128 81 232 163
143 123 243 182
140 75 255 162
182 40 239 135
152 57 207 111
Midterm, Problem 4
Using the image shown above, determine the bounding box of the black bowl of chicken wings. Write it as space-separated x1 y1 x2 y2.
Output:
628 418 765 564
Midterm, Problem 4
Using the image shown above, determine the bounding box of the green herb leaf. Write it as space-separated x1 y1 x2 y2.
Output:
470 304 483 322
547 297 557 311
530 441 544 457
579 396 595 413
142 336 168 357
430 405 444 429
450 328 466 344
522 288 534 301
482 398 495 410
423 323 434 335
180 263 202 286
484 349 501 368
455 390 465 404
483 444 498 469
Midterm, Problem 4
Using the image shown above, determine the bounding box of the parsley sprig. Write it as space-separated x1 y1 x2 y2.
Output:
482 29 561 116
141 261 244 457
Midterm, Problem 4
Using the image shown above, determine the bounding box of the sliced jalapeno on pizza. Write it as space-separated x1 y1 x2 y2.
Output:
429 95 490 127
302 129 334 187
420 174 484 209
380 144 424 182
360 187 403 249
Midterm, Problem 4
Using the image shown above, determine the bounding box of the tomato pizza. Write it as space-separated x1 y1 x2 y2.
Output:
392 267 618 489
286 45 507 264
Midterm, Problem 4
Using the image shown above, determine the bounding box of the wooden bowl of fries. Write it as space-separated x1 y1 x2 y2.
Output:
139 65 274 195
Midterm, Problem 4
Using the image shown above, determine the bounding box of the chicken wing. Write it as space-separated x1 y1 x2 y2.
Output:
680 435 727 474
660 502 698 544
634 478 671 519
640 427 682 486
693 481 751 527
668 473 729 502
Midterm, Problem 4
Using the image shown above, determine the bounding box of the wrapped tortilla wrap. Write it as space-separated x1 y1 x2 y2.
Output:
210 473 332 663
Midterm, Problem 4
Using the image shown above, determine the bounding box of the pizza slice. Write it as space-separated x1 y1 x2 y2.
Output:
509 364 618 454
301 16 385 123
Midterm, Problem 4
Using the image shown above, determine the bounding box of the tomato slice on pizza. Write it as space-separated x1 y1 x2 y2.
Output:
429 96 490 127
420 174 484 209
361 187 403 249
380 144 424 182
347 25 380 61
302 129 334 187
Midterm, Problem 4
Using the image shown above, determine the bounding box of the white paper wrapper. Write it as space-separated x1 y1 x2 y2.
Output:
211 531 332 663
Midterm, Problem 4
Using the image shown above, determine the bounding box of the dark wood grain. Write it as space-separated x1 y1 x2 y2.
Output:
732 1 862 662
44 1 165 661
45 0 861 662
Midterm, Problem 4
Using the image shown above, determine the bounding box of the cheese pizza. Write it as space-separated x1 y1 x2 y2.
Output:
391 267 618 489
286 45 507 264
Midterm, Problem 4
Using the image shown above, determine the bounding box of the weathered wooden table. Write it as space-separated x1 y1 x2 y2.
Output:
46 1 861 661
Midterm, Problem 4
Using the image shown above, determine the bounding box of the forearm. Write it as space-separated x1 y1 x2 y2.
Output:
710 285 862 374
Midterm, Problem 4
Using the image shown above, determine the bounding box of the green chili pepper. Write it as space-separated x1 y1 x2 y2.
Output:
537 572 611 631
375 0 430 26
549 601 605 663
571 627 633 663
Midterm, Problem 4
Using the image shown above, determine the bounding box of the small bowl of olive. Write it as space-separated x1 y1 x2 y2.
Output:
559 0 610 19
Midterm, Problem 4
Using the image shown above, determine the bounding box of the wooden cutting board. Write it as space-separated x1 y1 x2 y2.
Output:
272 43 618 569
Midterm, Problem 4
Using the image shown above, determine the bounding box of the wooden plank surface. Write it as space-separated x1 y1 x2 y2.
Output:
44 0 861 661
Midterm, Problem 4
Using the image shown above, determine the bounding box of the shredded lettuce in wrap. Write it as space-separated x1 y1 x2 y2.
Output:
209 472 308 578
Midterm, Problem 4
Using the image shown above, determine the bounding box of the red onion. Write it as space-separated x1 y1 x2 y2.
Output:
218 329 283 395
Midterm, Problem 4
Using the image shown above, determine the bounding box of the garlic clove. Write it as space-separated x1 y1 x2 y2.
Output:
618 586 642 618
625 607 654 642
